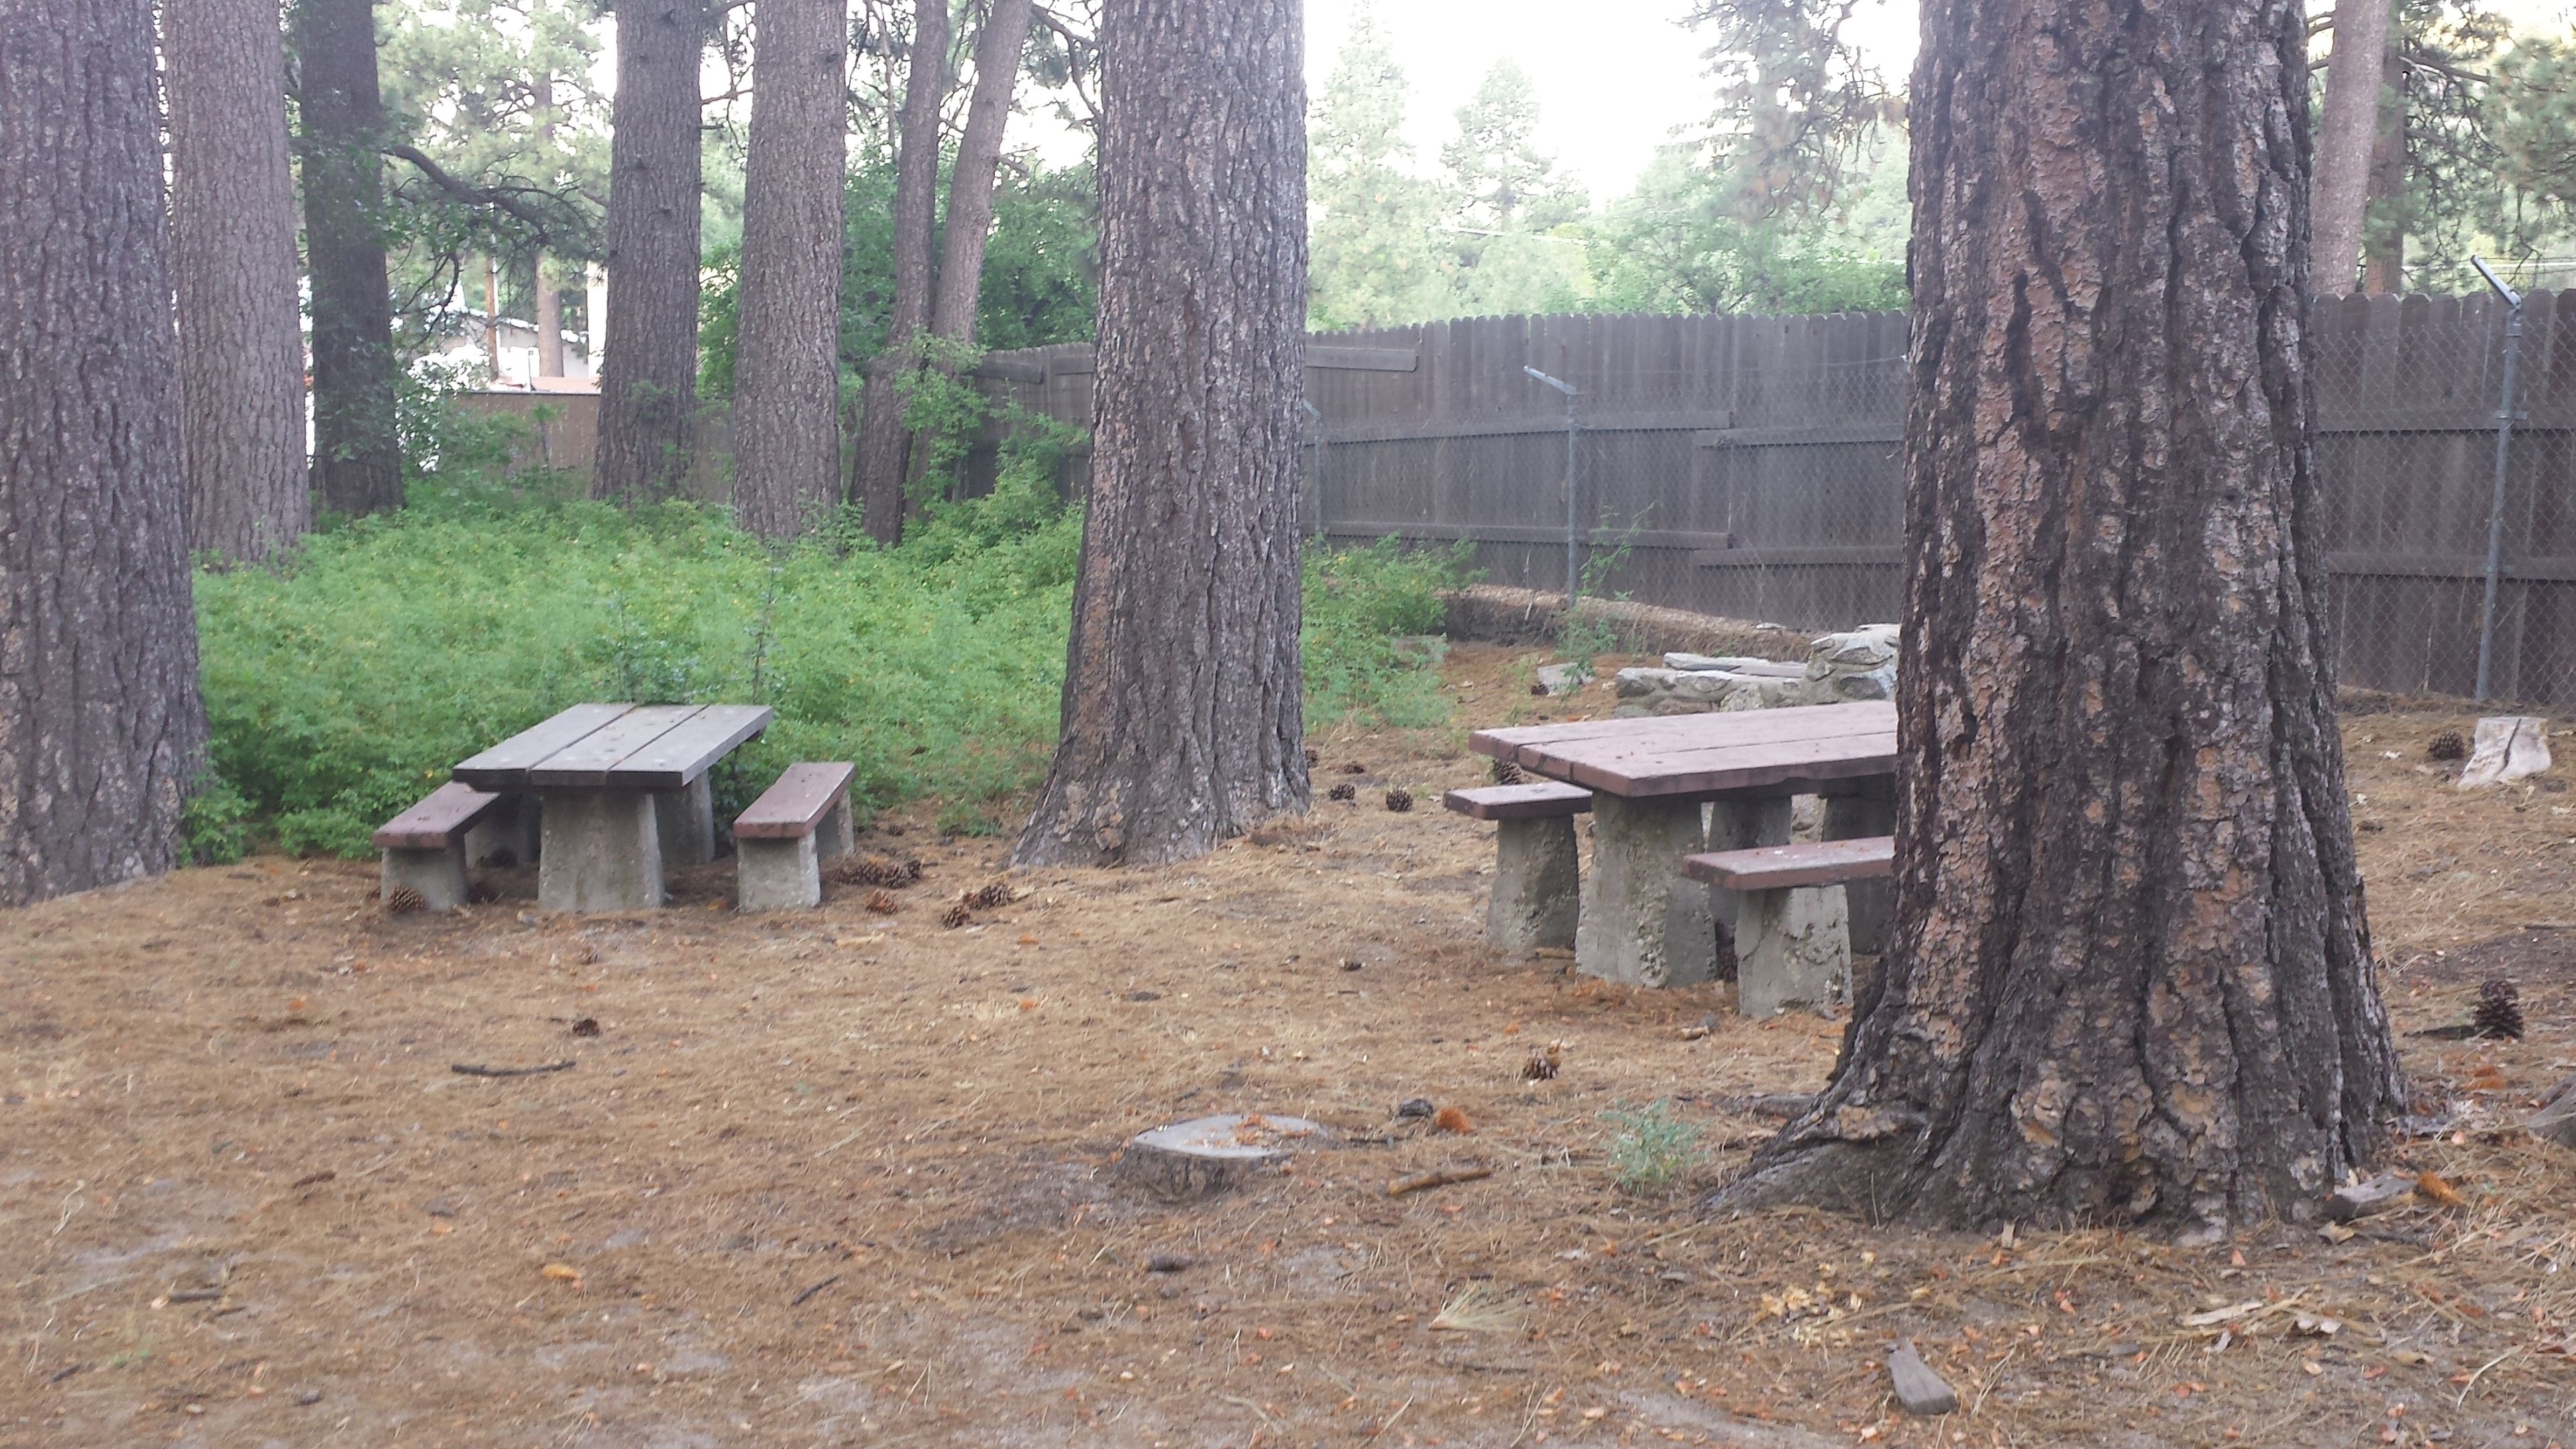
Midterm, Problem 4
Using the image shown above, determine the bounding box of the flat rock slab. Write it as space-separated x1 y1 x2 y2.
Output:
1120 1113 1330 1200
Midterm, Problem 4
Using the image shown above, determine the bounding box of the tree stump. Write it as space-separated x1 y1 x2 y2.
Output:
1118 1114 1328 1200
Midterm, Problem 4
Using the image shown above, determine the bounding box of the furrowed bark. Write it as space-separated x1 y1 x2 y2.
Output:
2312 0 2392 297
294 0 406 517
0 0 211 906
595 0 705 502
1717 0 2406 1238
1011 0 1308 869
733 0 849 538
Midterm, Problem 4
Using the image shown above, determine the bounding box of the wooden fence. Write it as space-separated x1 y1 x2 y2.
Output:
969 292 2576 704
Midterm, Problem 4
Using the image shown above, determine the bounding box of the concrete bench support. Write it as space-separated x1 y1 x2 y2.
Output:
1822 792 1894 955
733 763 859 911
1445 782 1591 956
1687 837 1892 1015
382 841 470 912
374 782 508 912
539 792 664 912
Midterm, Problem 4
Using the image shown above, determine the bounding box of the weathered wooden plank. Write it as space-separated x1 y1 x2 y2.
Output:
735 761 857 838
525 704 706 788
452 702 636 789
1441 782 1593 820
1685 836 1893 890
603 704 774 790
1473 702 1894 759
374 781 507 849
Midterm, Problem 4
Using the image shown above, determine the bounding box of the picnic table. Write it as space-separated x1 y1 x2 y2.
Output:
1470 701 1896 987
453 702 773 912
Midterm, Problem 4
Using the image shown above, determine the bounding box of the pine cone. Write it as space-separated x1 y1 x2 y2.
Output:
1383 788 1414 813
1340 761 1368 775
863 890 898 914
2474 979 2524 1040
2428 728 2469 761
904 858 924 881
1520 1041 1562 1081
1303 747 1320 767
940 902 973 929
968 881 1014 910
832 855 918 889
1491 759 1523 786
383 885 426 914
1328 783 1356 802
478 846 519 869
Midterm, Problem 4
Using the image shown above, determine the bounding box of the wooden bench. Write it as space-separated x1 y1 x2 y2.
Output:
1686 836 1892 1014
731 762 857 910
375 782 518 911
1446 782 1592 955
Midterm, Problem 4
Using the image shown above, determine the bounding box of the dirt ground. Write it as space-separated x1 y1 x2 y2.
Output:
5 646 2573 1449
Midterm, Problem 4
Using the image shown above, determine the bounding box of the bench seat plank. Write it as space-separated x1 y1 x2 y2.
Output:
452 703 635 789
1685 836 1893 891
374 782 507 849
1442 782 1593 820
737 762 859 839
606 704 775 790
525 704 706 788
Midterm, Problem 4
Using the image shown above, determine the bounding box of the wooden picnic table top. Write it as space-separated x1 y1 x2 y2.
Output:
1469 700 1894 800
452 702 774 792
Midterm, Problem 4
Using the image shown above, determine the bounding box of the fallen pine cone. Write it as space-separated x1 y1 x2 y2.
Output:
831 855 916 889
1303 747 1319 767
383 885 426 914
967 880 1014 910
1340 761 1368 775
2428 727 2469 761
1383 788 1414 813
863 890 898 914
2473 978 2524 1040
1491 759 1523 786
1520 1042 1563 1081
940 902 973 929
1328 783 1356 802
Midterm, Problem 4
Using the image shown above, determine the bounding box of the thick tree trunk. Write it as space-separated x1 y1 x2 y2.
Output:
2312 0 2392 297
928 0 1036 346
1011 0 1308 869
167 0 311 561
0 0 210 907
533 75 566 380
2362 41 2406 294
851 0 950 544
1719 0 2406 1238
595 0 705 502
733 0 849 539
294 0 405 517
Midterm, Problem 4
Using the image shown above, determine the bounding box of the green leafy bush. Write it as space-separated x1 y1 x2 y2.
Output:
1303 536 1479 728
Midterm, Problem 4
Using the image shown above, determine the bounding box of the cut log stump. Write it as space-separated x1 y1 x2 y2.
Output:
1118 1114 1329 1200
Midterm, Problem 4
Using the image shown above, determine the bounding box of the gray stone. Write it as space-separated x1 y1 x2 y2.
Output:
1535 662 1588 696
1831 664 1898 701
735 833 820 912
1664 652 1771 673
1488 815 1580 955
1576 793 1713 987
381 841 468 912
655 775 716 865
539 792 664 912
2458 715 2551 788
2533 1076 2576 1151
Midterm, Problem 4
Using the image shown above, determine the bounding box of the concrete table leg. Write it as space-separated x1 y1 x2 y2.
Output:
655 775 716 865
1575 794 1711 987
1488 815 1580 955
1735 887 1851 1014
539 792 664 911
736 834 821 911
381 841 468 911
1706 797 1793 975
1823 793 1896 954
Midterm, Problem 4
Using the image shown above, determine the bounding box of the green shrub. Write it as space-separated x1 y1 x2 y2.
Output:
1600 1099 1705 1194
1303 536 1479 728
180 771 254 866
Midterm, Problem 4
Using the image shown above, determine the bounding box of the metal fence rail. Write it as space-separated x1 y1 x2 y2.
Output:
969 291 2576 706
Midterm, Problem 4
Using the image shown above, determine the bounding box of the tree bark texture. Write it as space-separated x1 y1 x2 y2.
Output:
594 0 704 502
851 0 949 543
2311 0 2392 297
167 0 311 561
293 0 405 517
533 76 566 380
732 0 848 539
1010 0 1308 869
928 0 1035 346
1720 0 2406 1237
0 0 211 906
2362 39 2406 294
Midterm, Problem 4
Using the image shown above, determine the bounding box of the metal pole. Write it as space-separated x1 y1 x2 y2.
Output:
2471 256 2524 702
1524 367 1580 603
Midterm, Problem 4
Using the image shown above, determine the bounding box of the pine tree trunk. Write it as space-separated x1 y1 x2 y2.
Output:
533 76 566 380
851 0 949 544
167 0 311 561
595 0 705 502
2312 0 2392 297
733 0 848 539
1011 0 1307 869
2362 40 2406 294
294 0 405 517
0 0 211 907
928 0 1035 347
1719 0 2406 1238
